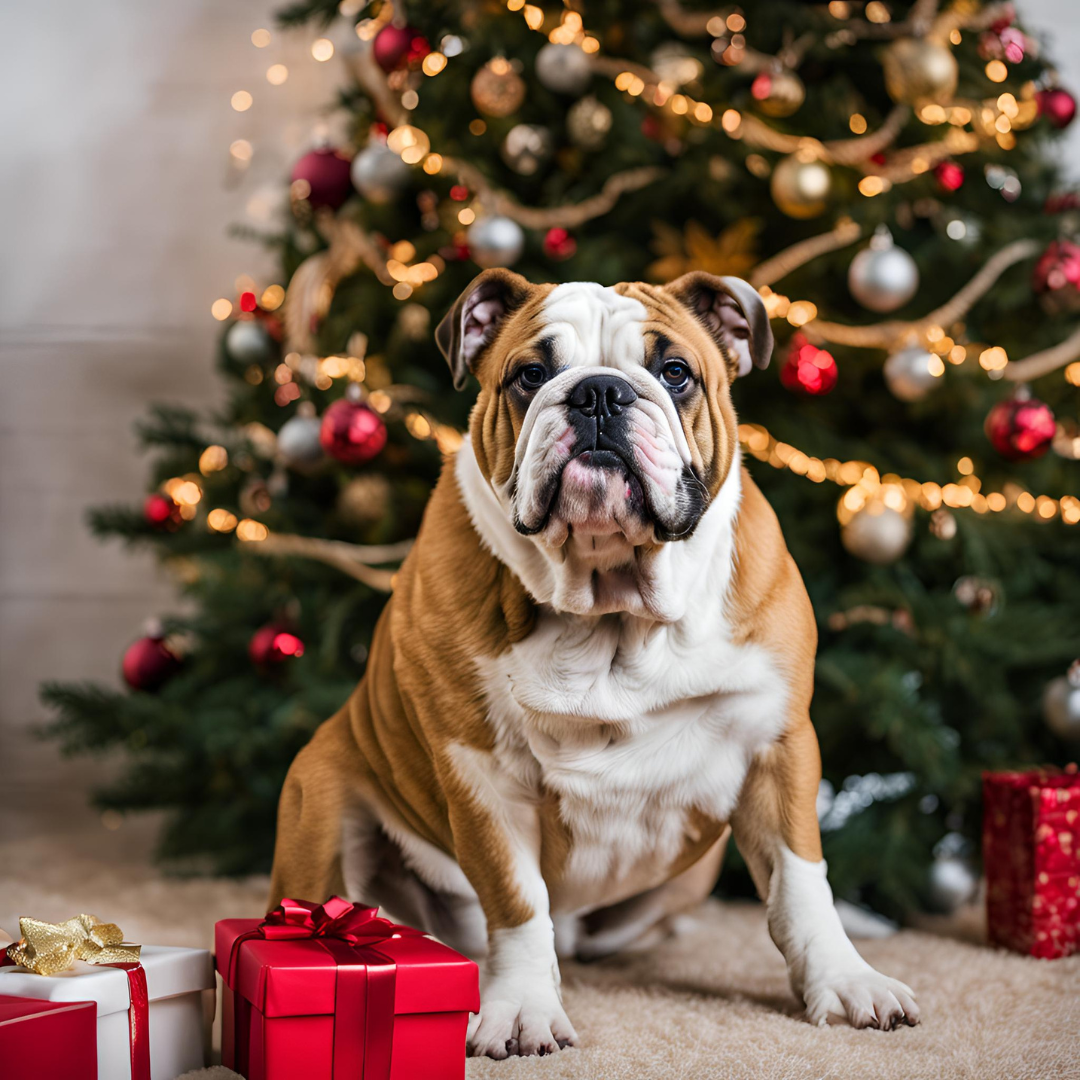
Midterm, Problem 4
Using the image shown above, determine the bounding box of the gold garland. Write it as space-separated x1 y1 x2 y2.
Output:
443 159 666 230
749 219 862 288
242 534 413 592
802 239 1041 349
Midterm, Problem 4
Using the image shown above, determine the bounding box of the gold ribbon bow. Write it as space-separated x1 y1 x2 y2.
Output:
6 914 141 976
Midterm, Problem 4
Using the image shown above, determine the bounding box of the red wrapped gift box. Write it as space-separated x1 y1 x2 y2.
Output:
983 766 1080 959
216 898 479 1080
0 995 98 1080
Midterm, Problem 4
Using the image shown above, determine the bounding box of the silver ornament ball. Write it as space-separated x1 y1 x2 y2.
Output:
884 345 944 402
567 95 612 150
928 855 978 914
849 228 920 313
501 124 553 176
225 319 276 365
467 215 525 268
841 504 912 565
1043 663 1080 740
277 409 325 472
350 143 411 204
535 43 592 96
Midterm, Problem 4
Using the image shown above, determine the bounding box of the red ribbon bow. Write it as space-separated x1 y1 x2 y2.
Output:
260 896 421 948
226 898 422 1080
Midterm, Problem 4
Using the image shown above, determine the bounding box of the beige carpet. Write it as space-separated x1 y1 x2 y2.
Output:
3 835 1079 1080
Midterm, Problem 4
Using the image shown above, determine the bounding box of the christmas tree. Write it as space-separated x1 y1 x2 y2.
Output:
42 0 1080 919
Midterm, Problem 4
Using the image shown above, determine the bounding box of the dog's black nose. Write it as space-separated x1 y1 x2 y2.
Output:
568 375 638 420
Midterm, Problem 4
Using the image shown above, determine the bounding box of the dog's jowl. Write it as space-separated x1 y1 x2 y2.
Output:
269 270 919 1057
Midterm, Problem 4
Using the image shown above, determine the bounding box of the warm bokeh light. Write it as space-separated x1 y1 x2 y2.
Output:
231 91 253 112
423 52 447 76
311 38 334 62
211 299 232 321
229 139 253 162
199 446 228 475
985 60 1008 83
208 509 238 533
236 519 269 542
260 284 285 310
251 29 271 48
266 64 288 85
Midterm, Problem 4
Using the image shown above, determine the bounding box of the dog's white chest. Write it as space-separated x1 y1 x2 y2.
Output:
479 595 789 911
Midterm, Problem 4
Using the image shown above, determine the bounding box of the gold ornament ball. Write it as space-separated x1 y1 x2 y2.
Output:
883 38 958 105
337 473 392 528
770 154 832 219
756 70 806 118
566 96 613 150
471 58 526 118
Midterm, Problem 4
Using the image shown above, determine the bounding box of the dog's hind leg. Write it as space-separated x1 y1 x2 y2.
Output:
269 707 368 909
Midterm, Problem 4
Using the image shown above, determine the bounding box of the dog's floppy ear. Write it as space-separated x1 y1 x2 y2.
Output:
435 268 531 390
666 272 774 377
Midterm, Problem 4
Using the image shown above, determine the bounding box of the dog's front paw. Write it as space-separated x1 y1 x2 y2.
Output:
803 962 919 1030
468 980 578 1058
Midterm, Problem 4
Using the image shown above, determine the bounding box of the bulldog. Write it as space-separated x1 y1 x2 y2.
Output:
269 269 919 1056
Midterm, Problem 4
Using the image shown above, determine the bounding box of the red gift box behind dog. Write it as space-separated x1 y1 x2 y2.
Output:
216 898 479 1080
983 766 1080 959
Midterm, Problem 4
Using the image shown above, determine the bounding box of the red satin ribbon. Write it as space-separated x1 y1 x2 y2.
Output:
228 897 421 1080
109 962 151 1080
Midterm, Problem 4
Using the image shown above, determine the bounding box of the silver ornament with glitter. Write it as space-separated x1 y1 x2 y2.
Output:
277 403 325 473
225 319 276 365
848 227 920 313
928 854 978 913
350 143 411 203
567 96 613 150
1043 661 1080 740
841 503 912 565
501 124 553 176
535 43 591 95
467 215 525 268
884 345 943 401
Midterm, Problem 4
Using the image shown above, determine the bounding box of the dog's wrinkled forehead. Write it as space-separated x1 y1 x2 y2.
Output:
538 283 648 370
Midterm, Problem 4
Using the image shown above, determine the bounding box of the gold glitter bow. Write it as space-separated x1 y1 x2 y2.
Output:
6 914 141 975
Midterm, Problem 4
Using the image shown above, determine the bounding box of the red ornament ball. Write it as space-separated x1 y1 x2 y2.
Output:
144 493 182 530
373 24 427 72
319 398 388 465
1032 239 1080 314
934 160 965 193
780 334 838 395
122 634 181 692
1038 87 1077 130
290 148 354 210
984 394 1056 461
249 625 305 666
543 228 577 261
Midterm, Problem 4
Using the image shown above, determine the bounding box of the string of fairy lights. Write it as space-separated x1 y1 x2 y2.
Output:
181 1 1077 547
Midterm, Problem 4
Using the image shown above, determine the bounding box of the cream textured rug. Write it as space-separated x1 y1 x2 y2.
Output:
3 835 1079 1080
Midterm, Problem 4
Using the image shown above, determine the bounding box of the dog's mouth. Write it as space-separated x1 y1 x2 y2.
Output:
513 448 650 539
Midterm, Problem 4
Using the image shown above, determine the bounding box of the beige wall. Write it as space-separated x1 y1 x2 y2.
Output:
2 2 1079 844
0 1 350 845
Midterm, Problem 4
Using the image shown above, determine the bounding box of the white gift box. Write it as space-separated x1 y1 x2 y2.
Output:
0 944 213 1080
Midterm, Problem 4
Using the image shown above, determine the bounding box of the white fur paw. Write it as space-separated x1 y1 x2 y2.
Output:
803 964 919 1030
467 981 578 1058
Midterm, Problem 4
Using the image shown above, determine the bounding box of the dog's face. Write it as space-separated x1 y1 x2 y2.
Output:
436 270 773 618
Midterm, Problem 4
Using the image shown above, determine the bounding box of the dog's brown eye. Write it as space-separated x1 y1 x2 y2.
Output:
518 364 547 390
661 360 690 390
